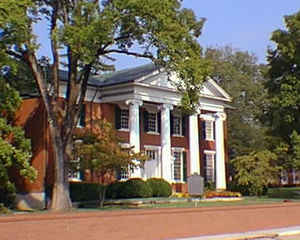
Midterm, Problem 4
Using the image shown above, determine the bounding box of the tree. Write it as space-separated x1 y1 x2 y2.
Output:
0 78 37 207
73 119 148 207
230 150 279 196
204 46 267 159
264 10 300 172
1 0 210 210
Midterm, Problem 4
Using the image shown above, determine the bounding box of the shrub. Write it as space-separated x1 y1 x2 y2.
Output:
0 203 10 214
230 151 279 196
0 184 16 208
227 181 268 196
204 181 216 191
69 182 105 202
119 178 152 199
146 178 172 197
106 181 125 199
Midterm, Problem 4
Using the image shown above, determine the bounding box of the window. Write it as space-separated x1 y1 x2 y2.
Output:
77 105 86 128
202 120 214 140
204 151 215 182
118 167 129 180
173 151 182 181
148 112 158 132
144 110 160 133
146 149 158 160
120 109 129 129
172 149 187 182
68 158 81 181
115 106 129 131
172 115 182 136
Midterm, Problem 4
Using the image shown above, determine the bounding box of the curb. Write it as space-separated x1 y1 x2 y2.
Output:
174 226 300 240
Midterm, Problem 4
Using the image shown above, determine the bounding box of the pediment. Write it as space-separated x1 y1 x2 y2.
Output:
137 71 231 102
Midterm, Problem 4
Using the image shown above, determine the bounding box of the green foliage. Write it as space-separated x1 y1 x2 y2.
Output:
73 119 148 179
204 181 216 191
119 178 153 199
69 182 105 202
0 80 37 207
146 178 172 197
230 150 280 196
263 11 300 171
204 46 267 159
106 181 125 199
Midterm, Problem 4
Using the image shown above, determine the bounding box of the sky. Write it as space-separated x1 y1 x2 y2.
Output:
35 1 300 70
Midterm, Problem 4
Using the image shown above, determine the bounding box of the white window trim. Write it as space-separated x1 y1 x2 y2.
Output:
171 147 185 183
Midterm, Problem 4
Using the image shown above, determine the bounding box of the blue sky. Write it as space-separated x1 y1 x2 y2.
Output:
35 1 300 70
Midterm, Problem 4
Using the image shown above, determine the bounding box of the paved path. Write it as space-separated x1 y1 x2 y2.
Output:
1 203 300 240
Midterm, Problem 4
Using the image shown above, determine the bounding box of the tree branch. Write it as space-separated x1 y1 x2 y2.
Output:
50 0 60 99
104 49 154 60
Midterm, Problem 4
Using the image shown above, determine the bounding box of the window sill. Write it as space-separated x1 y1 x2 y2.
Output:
146 131 160 135
172 134 184 138
118 128 129 132
172 180 186 184
205 138 215 141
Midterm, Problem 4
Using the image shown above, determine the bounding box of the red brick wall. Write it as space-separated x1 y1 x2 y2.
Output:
14 98 49 193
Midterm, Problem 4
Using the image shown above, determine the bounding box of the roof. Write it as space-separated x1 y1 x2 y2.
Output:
59 64 159 87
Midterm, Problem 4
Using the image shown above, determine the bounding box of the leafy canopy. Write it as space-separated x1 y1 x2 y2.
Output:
204 46 267 158
0 80 37 206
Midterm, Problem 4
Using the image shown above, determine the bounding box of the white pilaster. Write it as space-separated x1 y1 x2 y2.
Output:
214 112 227 190
189 114 200 175
160 103 173 182
126 99 143 177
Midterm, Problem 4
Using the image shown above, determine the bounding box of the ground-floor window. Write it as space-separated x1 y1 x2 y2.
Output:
69 158 81 181
204 150 215 183
144 146 161 179
172 148 187 182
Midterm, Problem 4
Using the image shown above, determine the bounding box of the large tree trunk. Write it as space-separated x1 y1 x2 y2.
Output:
49 124 72 211
25 53 73 211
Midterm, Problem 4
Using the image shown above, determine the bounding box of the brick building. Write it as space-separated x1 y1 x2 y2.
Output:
15 64 232 208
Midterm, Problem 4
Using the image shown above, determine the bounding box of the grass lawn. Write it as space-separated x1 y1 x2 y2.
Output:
3 187 300 215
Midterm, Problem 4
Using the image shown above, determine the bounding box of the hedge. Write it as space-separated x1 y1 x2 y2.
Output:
146 178 172 197
119 178 152 198
69 182 105 202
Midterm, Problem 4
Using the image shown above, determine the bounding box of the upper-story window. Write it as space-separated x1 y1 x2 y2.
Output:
120 109 129 129
77 104 86 128
148 112 158 132
171 112 186 136
115 106 129 130
202 120 214 141
144 110 160 134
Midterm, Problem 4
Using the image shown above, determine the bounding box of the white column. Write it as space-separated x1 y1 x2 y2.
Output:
189 114 200 175
214 112 227 190
160 103 173 182
126 99 143 177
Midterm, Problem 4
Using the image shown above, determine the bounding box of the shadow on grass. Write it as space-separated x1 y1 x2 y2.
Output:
267 187 300 199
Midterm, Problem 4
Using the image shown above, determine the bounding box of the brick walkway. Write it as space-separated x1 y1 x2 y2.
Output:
1 203 300 240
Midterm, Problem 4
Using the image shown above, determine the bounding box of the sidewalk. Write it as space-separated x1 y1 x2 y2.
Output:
176 226 300 240
1 202 300 240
